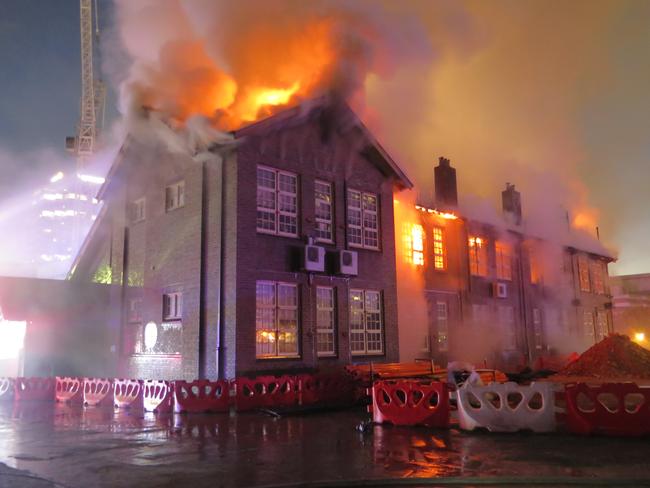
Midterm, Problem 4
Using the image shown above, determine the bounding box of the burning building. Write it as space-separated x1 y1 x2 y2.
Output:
71 99 412 380
398 157 615 370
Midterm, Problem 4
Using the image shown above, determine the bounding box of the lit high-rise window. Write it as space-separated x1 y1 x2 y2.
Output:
433 226 445 270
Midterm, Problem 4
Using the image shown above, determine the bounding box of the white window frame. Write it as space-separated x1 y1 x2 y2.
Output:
591 261 605 295
495 241 513 281
347 189 380 250
349 289 384 355
595 310 608 341
165 181 185 212
532 308 543 350
578 255 591 292
316 286 336 357
436 301 449 352
468 236 488 277
314 180 333 243
163 292 182 321
432 226 446 270
131 197 146 223
256 166 298 237
255 281 300 358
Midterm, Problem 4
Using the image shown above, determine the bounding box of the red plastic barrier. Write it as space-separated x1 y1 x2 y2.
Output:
173 380 230 413
565 382 650 436
298 373 355 406
114 379 144 410
234 375 297 412
83 378 114 407
0 378 14 401
14 377 55 402
143 380 173 413
55 377 83 404
371 379 449 428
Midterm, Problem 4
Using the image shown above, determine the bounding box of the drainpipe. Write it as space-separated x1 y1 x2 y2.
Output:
517 242 532 365
198 161 208 379
217 154 227 379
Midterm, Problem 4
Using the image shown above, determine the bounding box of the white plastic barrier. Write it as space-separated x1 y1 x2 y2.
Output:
456 381 558 433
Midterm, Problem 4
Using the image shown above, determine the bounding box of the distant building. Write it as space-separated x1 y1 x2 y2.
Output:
71 100 412 380
610 274 650 342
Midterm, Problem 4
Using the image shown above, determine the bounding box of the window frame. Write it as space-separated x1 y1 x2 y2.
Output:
255 281 300 359
432 226 446 270
349 289 384 356
316 286 336 357
468 236 488 277
131 197 146 223
498 305 516 350
347 188 380 250
314 180 334 244
532 308 543 350
165 181 185 212
162 292 183 321
583 309 595 339
578 255 591 292
495 241 513 281
256 166 299 238
436 301 449 352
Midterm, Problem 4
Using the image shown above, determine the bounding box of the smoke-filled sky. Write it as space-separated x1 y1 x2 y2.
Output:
1 0 649 275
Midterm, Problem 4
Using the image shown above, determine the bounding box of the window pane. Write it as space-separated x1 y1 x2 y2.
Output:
257 168 276 189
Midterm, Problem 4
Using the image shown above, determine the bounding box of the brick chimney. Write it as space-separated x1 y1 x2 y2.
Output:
434 157 458 210
502 183 522 225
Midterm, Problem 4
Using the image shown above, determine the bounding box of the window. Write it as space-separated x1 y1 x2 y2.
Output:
498 305 516 350
529 248 542 284
316 287 336 357
349 289 383 355
432 227 446 270
583 310 594 339
165 181 185 211
472 303 490 326
578 255 591 292
532 308 543 350
131 198 146 223
256 281 299 358
436 301 448 352
495 241 512 281
347 189 379 250
128 298 142 323
468 236 488 276
595 311 608 341
410 224 425 266
314 181 333 243
591 261 605 294
163 292 182 320
257 166 298 237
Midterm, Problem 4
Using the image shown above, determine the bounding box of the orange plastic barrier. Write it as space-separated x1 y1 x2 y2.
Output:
14 377 55 402
114 379 144 410
565 382 650 436
83 378 114 407
173 380 231 413
234 375 297 412
371 379 449 428
143 380 173 413
298 374 355 406
55 377 83 403
0 378 14 401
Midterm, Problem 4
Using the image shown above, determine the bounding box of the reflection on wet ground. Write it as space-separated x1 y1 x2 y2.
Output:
1 402 650 487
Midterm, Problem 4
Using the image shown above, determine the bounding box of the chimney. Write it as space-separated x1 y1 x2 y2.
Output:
434 157 458 210
502 183 522 225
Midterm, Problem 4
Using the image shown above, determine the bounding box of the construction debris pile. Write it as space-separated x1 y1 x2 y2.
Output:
556 334 650 379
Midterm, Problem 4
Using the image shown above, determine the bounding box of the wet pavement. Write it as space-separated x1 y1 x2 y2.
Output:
1 402 650 487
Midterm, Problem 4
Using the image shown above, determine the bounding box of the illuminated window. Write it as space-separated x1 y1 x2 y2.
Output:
578 255 591 292
411 224 424 266
131 198 146 223
468 236 488 276
436 301 448 352
498 305 516 350
433 227 445 270
314 181 333 243
256 281 299 358
256 166 298 237
532 308 543 350
350 289 383 355
165 181 185 211
316 287 336 357
347 189 379 250
529 248 541 284
495 241 512 281
591 261 605 294
583 310 594 339
162 292 182 321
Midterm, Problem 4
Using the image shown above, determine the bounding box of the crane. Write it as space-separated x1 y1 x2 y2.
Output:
66 0 105 168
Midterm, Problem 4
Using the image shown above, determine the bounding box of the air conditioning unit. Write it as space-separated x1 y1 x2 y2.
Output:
492 282 508 298
304 244 325 272
336 250 358 276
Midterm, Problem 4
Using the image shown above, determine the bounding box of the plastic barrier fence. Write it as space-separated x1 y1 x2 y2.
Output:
14 377 55 402
234 375 297 412
114 379 144 410
143 380 173 413
83 378 114 407
173 380 231 413
0 378 14 401
298 374 355 407
565 382 650 436
370 380 449 428
55 377 83 404
456 381 557 433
